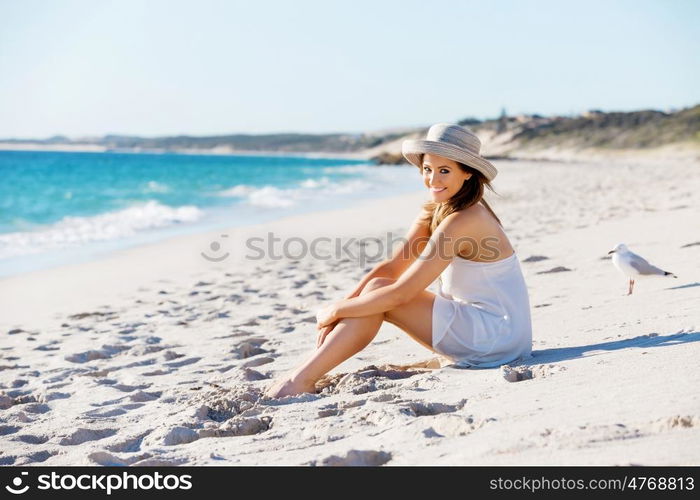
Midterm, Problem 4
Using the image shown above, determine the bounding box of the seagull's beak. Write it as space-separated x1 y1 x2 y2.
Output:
607 250 615 254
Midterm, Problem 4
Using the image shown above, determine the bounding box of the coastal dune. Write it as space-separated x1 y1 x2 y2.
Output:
1 157 699 466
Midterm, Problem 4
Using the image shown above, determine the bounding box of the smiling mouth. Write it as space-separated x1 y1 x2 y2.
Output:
430 187 446 193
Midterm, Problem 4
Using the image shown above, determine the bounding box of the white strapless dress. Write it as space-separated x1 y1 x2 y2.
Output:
431 251 532 368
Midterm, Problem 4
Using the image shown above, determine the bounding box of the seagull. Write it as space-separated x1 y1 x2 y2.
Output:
607 243 677 295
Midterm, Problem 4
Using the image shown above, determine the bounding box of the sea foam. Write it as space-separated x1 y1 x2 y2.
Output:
0 200 202 259
215 167 412 209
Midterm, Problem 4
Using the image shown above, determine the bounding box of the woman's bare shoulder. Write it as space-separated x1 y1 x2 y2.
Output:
449 203 489 223
447 203 502 236
437 207 483 235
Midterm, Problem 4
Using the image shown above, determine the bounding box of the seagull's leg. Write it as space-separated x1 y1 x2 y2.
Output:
627 278 633 295
630 279 635 295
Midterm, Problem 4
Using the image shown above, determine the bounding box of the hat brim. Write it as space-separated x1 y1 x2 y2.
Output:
402 139 498 181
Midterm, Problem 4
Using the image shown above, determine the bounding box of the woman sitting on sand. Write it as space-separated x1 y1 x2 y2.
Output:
265 123 532 398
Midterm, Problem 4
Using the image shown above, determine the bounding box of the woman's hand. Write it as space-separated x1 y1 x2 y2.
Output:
315 303 339 330
316 319 339 348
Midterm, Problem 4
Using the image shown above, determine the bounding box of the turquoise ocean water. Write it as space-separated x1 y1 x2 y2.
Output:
0 150 421 277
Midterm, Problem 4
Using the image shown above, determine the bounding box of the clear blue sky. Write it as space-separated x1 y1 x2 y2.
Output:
1 0 698 138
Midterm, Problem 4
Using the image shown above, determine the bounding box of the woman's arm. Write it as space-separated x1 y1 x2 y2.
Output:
317 258 398 347
318 212 473 326
343 260 398 299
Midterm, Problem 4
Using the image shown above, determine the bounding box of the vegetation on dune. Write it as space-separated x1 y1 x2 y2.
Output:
2 105 697 158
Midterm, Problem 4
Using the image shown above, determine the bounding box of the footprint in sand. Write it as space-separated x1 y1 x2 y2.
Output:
297 290 325 299
41 392 71 402
198 416 272 438
129 391 162 402
16 450 58 465
34 341 61 352
397 399 467 417
126 344 168 357
422 414 495 438
13 434 49 444
1 393 51 414
142 369 172 376
213 329 255 340
536 266 573 274
83 407 130 418
191 387 261 422
81 368 112 378
286 307 308 315
317 399 368 418
233 368 269 381
90 395 128 407
0 424 21 435
110 383 152 393
317 405 343 418
87 451 156 466
58 428 118 446
165 357 201 368
501 363 566 382
311 449 392 466
230 339 270 359
105 430 153 453
241 356 275 368
67 311 113 320
369 393 400 403
163 350 185 361
130 457 190 466
235 318 260 327
65 344 131 364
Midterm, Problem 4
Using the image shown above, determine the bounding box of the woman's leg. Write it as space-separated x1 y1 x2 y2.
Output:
265 277 438 398
265 277 388 397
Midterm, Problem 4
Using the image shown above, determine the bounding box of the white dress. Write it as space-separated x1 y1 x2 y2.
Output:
431 251 532 368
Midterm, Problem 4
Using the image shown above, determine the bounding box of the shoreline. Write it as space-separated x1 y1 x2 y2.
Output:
0 184 425 280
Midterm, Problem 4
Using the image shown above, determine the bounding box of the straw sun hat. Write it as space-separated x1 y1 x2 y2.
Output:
402 123 498 181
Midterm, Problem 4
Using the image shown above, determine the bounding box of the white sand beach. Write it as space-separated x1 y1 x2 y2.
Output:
1 157 699 466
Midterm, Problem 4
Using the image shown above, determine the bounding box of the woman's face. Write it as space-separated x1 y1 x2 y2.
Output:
421 153 472 202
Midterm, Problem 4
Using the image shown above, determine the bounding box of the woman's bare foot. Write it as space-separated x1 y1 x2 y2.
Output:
264 376 317 398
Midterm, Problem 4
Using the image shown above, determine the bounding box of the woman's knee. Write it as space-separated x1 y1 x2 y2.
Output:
361 277 396 295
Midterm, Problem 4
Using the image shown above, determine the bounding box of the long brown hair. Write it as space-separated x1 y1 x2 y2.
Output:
418 156 502 234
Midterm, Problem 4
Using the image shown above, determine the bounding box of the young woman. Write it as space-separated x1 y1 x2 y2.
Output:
265 123 532 398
